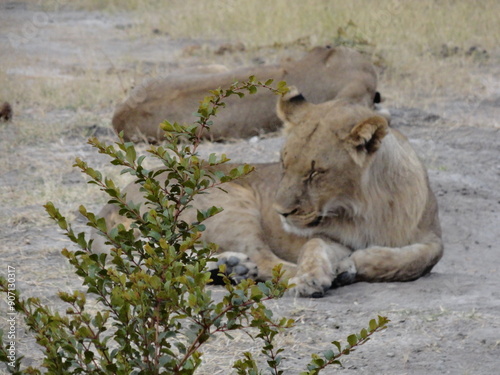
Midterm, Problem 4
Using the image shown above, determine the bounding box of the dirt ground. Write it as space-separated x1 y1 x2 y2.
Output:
1 3 499 374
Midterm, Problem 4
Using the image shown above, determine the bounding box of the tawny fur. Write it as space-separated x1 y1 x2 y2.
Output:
112 46 378 142
97 92 443 297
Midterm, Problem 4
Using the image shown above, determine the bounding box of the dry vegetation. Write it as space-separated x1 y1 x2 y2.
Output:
69 0 499 105
4 0 497 115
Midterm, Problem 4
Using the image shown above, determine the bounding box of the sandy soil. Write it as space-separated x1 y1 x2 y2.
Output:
1 3 499 374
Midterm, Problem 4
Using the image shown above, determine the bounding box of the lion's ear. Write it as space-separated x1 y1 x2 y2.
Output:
347 116 388 165
277 86 312 130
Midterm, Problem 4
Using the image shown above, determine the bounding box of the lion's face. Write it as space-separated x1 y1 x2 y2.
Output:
274 89 388 236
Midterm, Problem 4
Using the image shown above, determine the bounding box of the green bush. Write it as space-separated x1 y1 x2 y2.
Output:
0 78 388 374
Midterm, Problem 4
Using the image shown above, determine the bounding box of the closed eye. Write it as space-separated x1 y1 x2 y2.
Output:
280 150 288 169
304 160 326 183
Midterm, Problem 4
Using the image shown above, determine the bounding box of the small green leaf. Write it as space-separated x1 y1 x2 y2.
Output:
360 328 368 339
84 350 94 364
125 144 136 164
323 349 335 360
347 334 358 347
331 340 342 352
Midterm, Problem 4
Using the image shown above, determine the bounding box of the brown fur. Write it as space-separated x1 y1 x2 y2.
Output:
112 46 378 142
0 102 12 122
96 90 443 297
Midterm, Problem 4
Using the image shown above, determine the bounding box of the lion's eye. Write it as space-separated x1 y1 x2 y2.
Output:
310 170 320 179
280 151 288 169
304 161 325 183
307 169 325 181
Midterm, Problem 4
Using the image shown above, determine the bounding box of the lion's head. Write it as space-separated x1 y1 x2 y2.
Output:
112 45 380 142
283 46 378 108
274 88 392 239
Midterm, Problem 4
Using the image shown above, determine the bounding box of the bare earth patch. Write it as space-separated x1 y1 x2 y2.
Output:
0 2 499 374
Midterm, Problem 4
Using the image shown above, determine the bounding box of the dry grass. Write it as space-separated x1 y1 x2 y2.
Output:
69 0 499 51
29 0 500 112
0 69 122 114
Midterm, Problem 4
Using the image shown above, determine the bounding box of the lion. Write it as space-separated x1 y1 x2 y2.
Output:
112 46 380 142
95 88 443 298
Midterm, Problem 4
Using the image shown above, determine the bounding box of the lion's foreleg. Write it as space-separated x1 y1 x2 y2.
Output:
288 238 351 298
251 245 298 281
339 235 443 283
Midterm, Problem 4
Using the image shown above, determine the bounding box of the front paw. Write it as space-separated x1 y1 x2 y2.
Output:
286 238 335 298
332 257 357 288
287 272 332 298
208 251 258 284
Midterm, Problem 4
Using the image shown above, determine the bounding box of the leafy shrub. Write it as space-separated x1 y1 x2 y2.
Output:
0 78 388 374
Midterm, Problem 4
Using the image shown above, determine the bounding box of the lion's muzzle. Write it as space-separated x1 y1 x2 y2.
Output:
274 203 323 236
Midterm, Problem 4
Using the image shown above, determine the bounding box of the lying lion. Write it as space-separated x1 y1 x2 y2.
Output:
112 46 380 142
96 88 443 298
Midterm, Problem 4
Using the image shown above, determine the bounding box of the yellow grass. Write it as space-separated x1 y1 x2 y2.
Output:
68 1 497 43
0 69 123 114
70 0 499 51
31 0 500 111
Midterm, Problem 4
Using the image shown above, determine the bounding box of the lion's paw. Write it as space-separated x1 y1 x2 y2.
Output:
287 272 332 298
332 257 357 288
286 239 336 298
208 251 258 284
